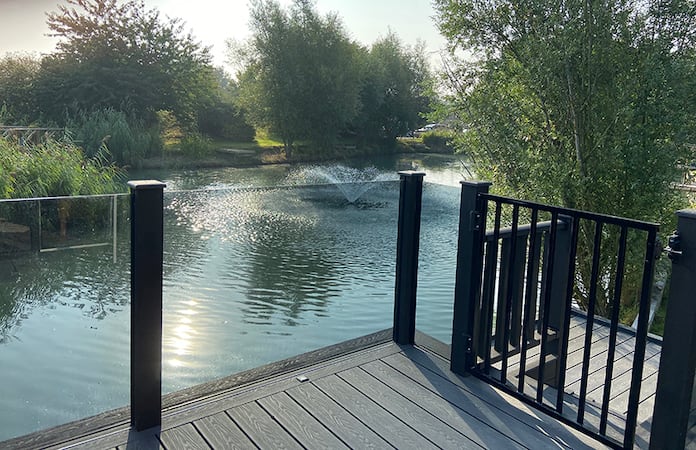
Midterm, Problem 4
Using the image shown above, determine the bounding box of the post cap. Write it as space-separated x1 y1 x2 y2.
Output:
460 180 492 187
398 170 426 178
676 209 696 219
127 180 167 190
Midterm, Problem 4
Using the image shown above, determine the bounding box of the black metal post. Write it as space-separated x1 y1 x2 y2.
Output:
650 210 696 449
451 180 491 374
128 180 165 431
393 171 425 345
529 215 572 390
546 215 573 333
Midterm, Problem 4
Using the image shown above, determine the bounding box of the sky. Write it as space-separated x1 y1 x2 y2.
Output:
0 0 448 71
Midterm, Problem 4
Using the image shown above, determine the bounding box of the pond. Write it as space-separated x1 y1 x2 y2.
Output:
0 153 470 440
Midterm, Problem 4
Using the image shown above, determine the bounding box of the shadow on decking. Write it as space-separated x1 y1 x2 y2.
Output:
3 330 608 450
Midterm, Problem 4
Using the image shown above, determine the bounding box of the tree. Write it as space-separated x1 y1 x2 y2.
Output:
36 0 216 128
0 54 40 124
354 33 433 142
434 0 696 317
197 68 255 141
234 0 362 156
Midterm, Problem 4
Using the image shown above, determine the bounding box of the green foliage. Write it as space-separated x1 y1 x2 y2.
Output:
235 0 362 155
421 130 455 153
435 0 696 317
197 102 255 141
354 33 433 142
0 54 41 124
197 72 255 141
36 0 216 129
0 136 124 199
68 108 162 165
233 1 435 155
179 132 213 157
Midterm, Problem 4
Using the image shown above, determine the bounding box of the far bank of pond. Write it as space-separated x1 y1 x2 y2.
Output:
130 152 470 189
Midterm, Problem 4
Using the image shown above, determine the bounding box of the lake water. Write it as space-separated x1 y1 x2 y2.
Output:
0 153 469 440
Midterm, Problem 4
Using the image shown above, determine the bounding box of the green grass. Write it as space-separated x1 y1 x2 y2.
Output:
204 129 285 152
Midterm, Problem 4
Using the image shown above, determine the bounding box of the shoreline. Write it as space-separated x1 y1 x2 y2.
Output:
134 144 455 171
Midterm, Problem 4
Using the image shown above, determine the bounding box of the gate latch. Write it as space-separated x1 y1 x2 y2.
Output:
664 231 682 261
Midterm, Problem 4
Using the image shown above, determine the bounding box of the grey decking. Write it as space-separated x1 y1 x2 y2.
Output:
6 335 607 450
491 312 661 447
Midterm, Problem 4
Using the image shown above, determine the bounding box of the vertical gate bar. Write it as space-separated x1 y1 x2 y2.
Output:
577 221 603 423
451 180 491 374
478 238 497 358
501 204 520 383
509 232 527 352
129 180 166 431
518 208 540 393
494 237 511 354
555 216 579 413
484 201 502 374
537 231 551 335
472 239 484 359
393 171 425 345
537 211 559 403
600 225 628 435
624 227 658 449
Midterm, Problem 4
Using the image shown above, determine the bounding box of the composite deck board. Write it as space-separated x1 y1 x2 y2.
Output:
380 353 598 449
313 374 439 450
286 382 392 449
395 346 607 449
159 423 209 450
193 412 256 449
485 312 662 448
53 426 162 450
6 336 641 450
229 401 303 449
159 341 403 432
360 359 527 449
256 392 349 449
338 366 483 449
504 317 604 374
568 339 654 396
114 430 163 450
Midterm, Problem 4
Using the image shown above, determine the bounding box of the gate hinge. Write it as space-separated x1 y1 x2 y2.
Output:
470 211 483 231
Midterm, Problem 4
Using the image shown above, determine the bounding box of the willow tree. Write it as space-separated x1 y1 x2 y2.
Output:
354 33 433 142
435 0 696 318
234 0 362 156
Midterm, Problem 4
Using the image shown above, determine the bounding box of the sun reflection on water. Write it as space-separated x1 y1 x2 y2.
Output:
165 299 202 368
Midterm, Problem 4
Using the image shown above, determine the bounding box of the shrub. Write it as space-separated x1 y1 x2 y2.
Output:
421 130 455 153
69 108 162 165
179 132 213 157
0 136 124 199
197 101 255 141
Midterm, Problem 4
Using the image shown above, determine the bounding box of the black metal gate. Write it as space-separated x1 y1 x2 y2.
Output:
450 181 660 449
